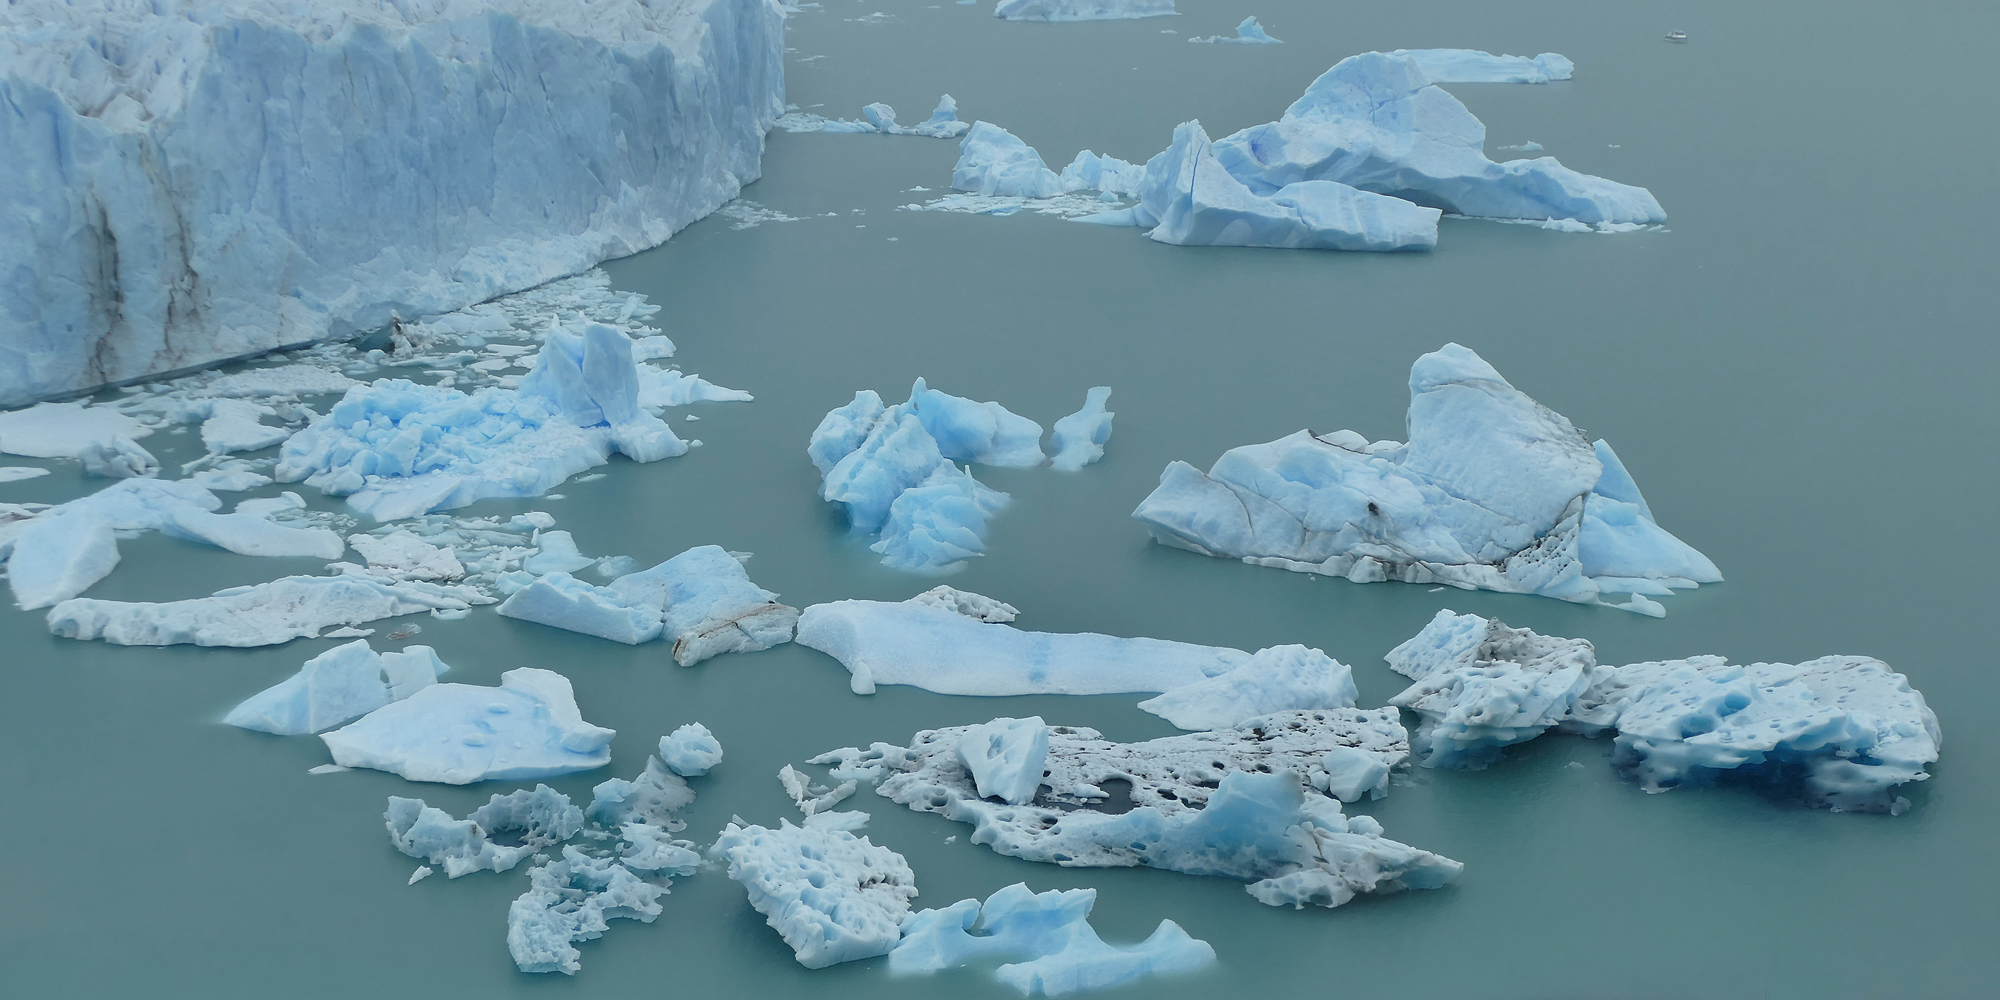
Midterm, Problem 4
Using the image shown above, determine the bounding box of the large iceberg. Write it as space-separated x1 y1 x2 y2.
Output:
320 667 613 784
816 713 1452 908
225 639 449 735
1132 344 1720 611
498 544 798 663
993 0 1174 21
891 883 1215 996
48 571 487 646
0 0 785 407
711 818 919 968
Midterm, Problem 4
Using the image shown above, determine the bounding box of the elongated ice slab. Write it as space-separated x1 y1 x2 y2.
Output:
1138 644 1358 731
891 883 1215 996
1133 344 1720 611
225 639 449 735
1391 48 1573 84
994 0 1174 20
49 572 487 647
320 667 612 784
712 819 918 968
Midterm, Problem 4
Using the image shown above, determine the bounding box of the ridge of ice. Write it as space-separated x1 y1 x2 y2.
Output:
890 883 1215 995
320 667 613 784
225 639 450 735
711 818 919 968
48 571 486 646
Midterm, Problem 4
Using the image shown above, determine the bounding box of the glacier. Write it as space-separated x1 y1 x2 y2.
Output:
498 544 798 663
0 0 785 407
1188 16 1281 45
814 712 1454 908
993 0 1173 21
890 883 1215 996
224 639 450 736
48 570 488 647
320 666 613 784
1131 344 1721 611
711 818 919 968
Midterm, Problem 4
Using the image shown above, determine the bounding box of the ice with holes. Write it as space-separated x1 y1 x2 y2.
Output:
812 709 1450 906
1138 644 1358 731
890 883 1215 996
498 545 797 663
320 667 613 784
385 784 584 878
225 639 450 735
1132 344 1720 612
905 585 1019 622
711 818 919 968
48 571 487 647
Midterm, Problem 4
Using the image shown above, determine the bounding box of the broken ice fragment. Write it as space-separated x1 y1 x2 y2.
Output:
658 723 724 777
1137 644 1358 731
1047 387 1113 471
712 819 918 968
385 784 584 877
891 883 1215 996
224 639 449 736
321 667 613 784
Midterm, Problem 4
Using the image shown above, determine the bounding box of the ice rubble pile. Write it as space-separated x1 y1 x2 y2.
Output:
993 0 1174 21
48 570 487 647
1387 610 1941 812
498 544 799 664
813 708 1458 910
0 0 785 407
777 95 970 137
1132 343 1720 612
224 639 450 735
947 50 1661 251
808 380 1112 573
1188 16 1282 45
712 818 920 968
891 883 1215 996
320 667 613 783
387 784 584 878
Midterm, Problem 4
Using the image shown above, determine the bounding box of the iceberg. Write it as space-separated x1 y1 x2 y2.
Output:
224 639 449 736
0 400 152 460
1132 344 1720 611
795 598 1252 695
385 784 584 878
79 437 160 478
711 818 919 968
1137 644 1358 731
5 478 219 608
956 717 1051 805
890 883 1215 995
345 531 465 582
819 715 1452 907
1048 387 1113 471
777 95 969 138
498 544 798 663
1391 48 1574 84
870 463 1011 573
509 846 666 975
658 723 724 777
1189 16 1282 44
48 571 486 646
198 399 290 454
0 0 785 407
993 0 1175 21
1385 610 1601 767
954 123 1067 199
320 667 613 784
587 756 696 831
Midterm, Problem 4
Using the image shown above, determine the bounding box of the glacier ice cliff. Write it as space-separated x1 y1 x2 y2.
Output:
0 0 785 407
891 883 1215 996
1131 343 1720 612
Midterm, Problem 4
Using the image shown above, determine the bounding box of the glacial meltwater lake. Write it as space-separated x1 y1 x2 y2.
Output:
4 1 1997 997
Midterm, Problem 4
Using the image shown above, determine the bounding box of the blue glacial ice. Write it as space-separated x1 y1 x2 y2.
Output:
320 667 613 784
586 756 697 831
957 717 1051 805
1131 343 1721 612
777 95 970 138
1385 610 1601 768
658 723 725 777
1048 387 1114 471
870 464 1011 572
498 544 798 663
821 713 1453 907
993 0 1174 21
1189 16 1282 44
890 883 1215 996
224 639 449 736
1391 48 1573 84
386 784 584 878
48 570 487 647
1137 644 1358 731
0 0 784 407
711 818 919 968
4 478 225 608
796 597 1251 695
954 123 1068 199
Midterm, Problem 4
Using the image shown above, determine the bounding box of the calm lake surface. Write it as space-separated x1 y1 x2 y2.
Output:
4 1 1997 997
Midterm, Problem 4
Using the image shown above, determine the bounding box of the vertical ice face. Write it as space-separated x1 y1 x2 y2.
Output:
0 0 786 406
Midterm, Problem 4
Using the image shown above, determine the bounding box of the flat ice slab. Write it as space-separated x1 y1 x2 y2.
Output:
891 883 1215 995
1132 344 1720 611
49 572 487 647
712 819 918 968
225 640 449 736
796 599 1251 695
321 667 614 784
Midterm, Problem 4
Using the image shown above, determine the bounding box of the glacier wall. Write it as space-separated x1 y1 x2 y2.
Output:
0 0 786 407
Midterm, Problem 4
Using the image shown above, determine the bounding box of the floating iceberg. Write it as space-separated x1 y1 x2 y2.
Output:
994 0 1174 20
1386 610 1600 768
509 846 667 975
796 598 1251 695
0 0 784 407
1137 644 1357 731
957 717 1051 805
6 478 218 608
819 714 1451 907
776 95 969 138
346 532 465 582
225 639 449 736
1189 16 1282 44
954 123 1068 199
498 545 798 663
1132 344 1720 611
1391 48 1573 84
658 724 725 778
890 883 1215 996
1048 387 1113 471
385 784 584 878
0 400 151 460
711 819 919 968
49 571 487 647
198 399 290 454
320 667 613 784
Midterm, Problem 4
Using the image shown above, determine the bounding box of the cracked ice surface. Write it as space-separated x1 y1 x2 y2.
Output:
1132 344 1720 611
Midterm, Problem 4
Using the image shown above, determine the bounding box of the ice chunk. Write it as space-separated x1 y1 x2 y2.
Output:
49 573 485 647
587 757 696 830
954 123 1065 198
1386 610 1603 768
320 667 613 784
796 599 1252 695
890 883 1215 995
1048 387 1113 471
779 95 970 138
385 785 584 878
620 822 702 875
0 466 49 483
1319 746 1391 802
1391 48 1574 84
347 531 465 581
1132 344 1718 610
1058 151 1145 199
8 515 120 611
1138 644 1358 731
78 437 160 478
909 378 1046 467
993 0 1175 21
509 847 665 975
1578 441 1722 587
957 717 1050 805
199 399 290 454
659 723 725 777
0 401 150 459
614 545 800 665
712 819 918 968
523 531 596 575
499 572 665 645
224 639 449 736
913 95 972 138
1189 16 1283 44
871 464 1010 573
905 585 1019 622
160 508 345 559
779 764 858 815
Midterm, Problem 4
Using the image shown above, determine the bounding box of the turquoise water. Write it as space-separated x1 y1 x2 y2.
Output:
4 1 1997 996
